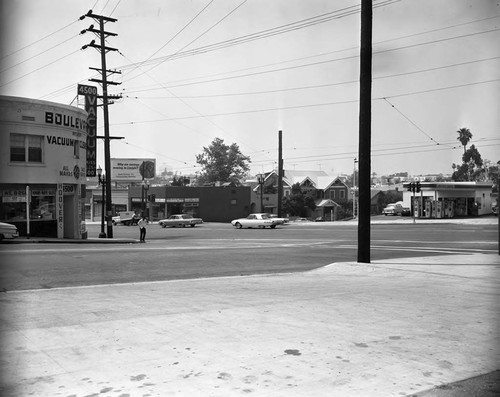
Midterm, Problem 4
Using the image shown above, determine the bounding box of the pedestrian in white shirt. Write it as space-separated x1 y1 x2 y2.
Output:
138 216 147 242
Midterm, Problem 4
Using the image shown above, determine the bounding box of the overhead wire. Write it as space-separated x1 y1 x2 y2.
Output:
0 20 78 61
121 0 398 74
124 56 499 98
120 14 498 91
382 98 446 146
0 49 81 88
118 0 277 163
112 78 499 126
123 0 215 82
0 34 81 74
121 27 499 94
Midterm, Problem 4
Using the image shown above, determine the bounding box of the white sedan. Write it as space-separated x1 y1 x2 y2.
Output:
158 214 203 228
0 222 19 240
231 213 285 229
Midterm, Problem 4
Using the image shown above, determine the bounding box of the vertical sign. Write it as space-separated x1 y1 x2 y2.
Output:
57 183 64 238
78 84 98 177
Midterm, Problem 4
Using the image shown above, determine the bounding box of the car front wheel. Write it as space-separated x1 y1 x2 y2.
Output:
235 222 242 229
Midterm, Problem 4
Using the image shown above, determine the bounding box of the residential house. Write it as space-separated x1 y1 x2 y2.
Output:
250 170 353 220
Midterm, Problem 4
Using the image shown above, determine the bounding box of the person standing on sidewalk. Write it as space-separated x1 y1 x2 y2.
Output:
138 215 147 242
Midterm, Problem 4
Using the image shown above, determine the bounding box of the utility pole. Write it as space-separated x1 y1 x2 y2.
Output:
357 0 372 263
277 130 283 217
80 10 121 238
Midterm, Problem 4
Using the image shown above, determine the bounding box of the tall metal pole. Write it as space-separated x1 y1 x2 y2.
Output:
357 0 372 263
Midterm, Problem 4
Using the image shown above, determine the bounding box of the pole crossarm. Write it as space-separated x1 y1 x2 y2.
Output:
89 67 121 74
89 78 122 85
80 10 117 23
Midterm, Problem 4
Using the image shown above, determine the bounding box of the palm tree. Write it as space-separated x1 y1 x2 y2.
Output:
457 127 472 154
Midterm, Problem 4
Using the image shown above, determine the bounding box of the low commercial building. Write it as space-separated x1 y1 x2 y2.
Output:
0 96 89 238
128 185 251 222
402 181 494 218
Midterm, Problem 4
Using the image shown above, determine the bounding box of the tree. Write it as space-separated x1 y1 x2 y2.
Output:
451 128 485 182
457 127 473 154
195 138 251 185
282 183 316 217
171 174 190 186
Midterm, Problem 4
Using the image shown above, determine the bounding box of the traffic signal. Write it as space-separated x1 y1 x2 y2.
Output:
407 183 413 192
416 182 421 193
151 194 156 202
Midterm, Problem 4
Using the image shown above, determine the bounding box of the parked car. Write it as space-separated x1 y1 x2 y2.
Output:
158 214 203 228
112 211 140 226
231 213 284 229
0 222 19 240
401 207 412 216
268 214 289 224
382 202 404 216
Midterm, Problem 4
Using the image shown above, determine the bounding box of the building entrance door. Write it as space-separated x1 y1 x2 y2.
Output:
63 195 75 238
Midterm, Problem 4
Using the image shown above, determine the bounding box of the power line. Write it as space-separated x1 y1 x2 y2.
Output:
0 20 78 60
0 34 80 74
123 0 215 83
35 7 494 101
125 56 499 98
112 79 499 126
121 1 398 73
382 98 445 146
379 79 500 99
0 49 81 88
120 28 499 95
120 14 498 92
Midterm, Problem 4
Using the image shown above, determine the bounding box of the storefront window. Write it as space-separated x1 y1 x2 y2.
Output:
31 190 56 220
0 188 55 221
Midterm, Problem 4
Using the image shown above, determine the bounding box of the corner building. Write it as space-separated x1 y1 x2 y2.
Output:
0 96 88 238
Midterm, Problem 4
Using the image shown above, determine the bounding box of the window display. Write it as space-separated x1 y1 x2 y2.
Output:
1 188 56 221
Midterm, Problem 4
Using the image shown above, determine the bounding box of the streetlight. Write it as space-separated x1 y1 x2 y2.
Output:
142 178 150 218
257 173 265 212
353 158 358 218
96 166 106 238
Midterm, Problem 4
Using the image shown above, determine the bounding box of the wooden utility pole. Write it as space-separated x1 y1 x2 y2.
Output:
278 130 283 217
80 10 121 238
357 0 372 263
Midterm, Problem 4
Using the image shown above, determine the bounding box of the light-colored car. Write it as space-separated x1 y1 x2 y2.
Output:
158 214 203 228
382 203 403 216
0 222 19 240
231 213 285 229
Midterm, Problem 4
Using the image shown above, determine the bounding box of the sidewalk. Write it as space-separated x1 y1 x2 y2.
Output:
1 253 498 396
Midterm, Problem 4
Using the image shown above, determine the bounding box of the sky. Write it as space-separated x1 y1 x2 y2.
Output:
1 0 499 179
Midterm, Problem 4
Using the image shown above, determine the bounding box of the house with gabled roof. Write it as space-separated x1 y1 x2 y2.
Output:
249 170 354 219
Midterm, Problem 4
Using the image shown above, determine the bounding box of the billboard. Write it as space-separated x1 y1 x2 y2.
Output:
111 158 156 181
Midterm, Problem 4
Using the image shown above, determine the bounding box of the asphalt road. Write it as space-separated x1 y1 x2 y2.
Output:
0 219 496 292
